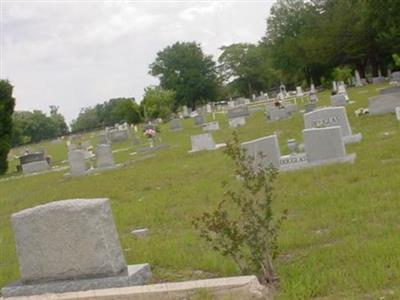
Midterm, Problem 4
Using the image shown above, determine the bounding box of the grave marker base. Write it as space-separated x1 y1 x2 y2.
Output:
2 264 151 298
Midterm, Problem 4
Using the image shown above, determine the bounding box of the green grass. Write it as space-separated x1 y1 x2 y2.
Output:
1 83 400 299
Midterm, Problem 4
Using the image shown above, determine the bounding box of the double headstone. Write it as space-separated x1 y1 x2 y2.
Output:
2 199 151 297
19 152 50 174
303 107 362 144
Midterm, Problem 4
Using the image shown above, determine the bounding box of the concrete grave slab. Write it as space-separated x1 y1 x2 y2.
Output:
368 92 400 115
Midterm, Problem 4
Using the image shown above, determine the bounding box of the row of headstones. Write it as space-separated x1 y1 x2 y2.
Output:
68 144 116 176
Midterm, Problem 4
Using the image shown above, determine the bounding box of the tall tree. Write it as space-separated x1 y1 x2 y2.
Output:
149 42 218 109
141 86 175 120
0 80 16 174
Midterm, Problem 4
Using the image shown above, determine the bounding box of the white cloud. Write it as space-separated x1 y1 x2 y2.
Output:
2 1 273 123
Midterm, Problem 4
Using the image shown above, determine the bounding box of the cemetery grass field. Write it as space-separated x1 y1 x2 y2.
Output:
1 83 400 299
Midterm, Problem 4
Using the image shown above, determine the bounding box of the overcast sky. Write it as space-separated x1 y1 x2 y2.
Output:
1 0 274 123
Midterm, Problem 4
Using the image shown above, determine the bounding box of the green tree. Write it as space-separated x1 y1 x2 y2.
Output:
0 80 16 174
141 86 175 120
149 42 218 109
49 106 68 137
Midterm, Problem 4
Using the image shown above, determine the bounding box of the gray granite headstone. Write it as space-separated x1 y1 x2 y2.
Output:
227 106 249 119
330 94 347 106
368 93 400 115
193 115 204 126
266 108 290 121
379 86 400 95
21 161 50 174
203 121 220 131
68 150 87 176
303 126 346 162
108 129 129 142
190 133 216 152
304 107 352 137
97 133 109 145
96 144 114 168
3 198 151 297
170 118 182 131
228 116 246 128
241 135 281 169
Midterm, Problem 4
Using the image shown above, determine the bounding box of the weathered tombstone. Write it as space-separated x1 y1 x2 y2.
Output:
368 93 400 115
391 71 400 83
19 152 50 174
332 81 337 92
355 70 363 87
229 116 246 128
68 150 87 176
296 86 304 97
97 133 109 145
303 126 347 162
182 105 189 118
310 84 316 94
241 135 281 169
190 133 216 152
305 103 316 113
303 107 361 144
285 103 298 114
2 198 151 297
266 108 290 122
396 107 400 120
331 94 347 106
193 115 204 126
203 121 220 132
96 144 114 168
227 106 249 119
379 86 400 95
206 104 212 113
108 129 129 142
170 118 182 131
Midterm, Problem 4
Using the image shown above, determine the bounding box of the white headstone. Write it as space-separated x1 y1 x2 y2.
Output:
396 107 400 120
355 70 363 87
304 107 352 137
296 86 304 97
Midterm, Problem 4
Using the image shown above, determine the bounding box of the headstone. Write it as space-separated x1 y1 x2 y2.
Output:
372 77 384 84
391 71 400 83
241 135 281 169
285 103 298 114
96 144 114 168
68 150 87 176
310 84 316 94
355 70 363 87
266 108 290 122
303 126 346 162
227 106 249 119
97 133 109 145
379 86 400 95
305 103 316 113
203 121 220 131
279 84 287 98
337 82 347 95
206 104 212 113
170 118 182 131
193 115 204 126
182 106 189 118
21 161 50 174
368 93 400 115
2 198 151 297
331 94 347 106
228 116 246 128
303 107 361 144
296 86 304 97
396 107 400 120
332 81 337 92
108 129 129 143
190 133 216 152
